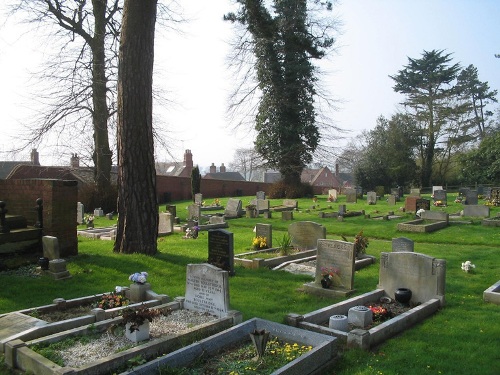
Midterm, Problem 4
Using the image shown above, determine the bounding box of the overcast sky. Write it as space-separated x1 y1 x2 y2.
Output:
1 0 499 170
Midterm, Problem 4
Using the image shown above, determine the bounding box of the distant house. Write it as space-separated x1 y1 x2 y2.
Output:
155 149 194 178
204 163 245 181
0 149 40 179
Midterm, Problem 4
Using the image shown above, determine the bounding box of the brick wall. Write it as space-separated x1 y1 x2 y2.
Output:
156 175 273 202
0 179 78 257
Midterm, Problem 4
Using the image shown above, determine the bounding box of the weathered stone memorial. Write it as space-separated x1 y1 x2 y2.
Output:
387 195 396 206
288 221 326 250
224 198 242 219
328 189 338 201
187 204 201 221
392 237 414 252
281 211 293 221
250 198 270 213
255 223 272 248
158 212 173 236
432 186 443 195
416 198 431 211
463 205 490 218
76 202 84 224
409 188 421 197
184 263 230 318
345 188 357 203
304 239 355 297
464 190 478 205
256 191 266 200
207 229 234 275
367 191 377 205
433 189 447 205
194 193 203 206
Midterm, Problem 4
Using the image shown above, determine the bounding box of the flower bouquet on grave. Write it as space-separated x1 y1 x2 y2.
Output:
120 305 161 333
461 260 476 273
252 236 267 250
129 271 148 284
320 266 343 289
183 226 200 239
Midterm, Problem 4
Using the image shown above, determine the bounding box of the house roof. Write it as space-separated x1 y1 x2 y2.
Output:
203 172 246 181
156 162 187 177
5 165 119 185
0 161 33 180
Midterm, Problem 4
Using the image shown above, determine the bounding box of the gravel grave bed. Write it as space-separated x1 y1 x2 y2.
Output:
46 309 218 368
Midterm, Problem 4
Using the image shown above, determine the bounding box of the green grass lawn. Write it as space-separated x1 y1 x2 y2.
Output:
1 194 499 374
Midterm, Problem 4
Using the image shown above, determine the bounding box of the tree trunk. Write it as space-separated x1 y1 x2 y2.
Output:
92 0 113 201
114 0 158 255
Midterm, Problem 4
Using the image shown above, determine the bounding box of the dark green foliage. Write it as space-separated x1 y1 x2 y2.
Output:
459 130 500 184
267 180 313 198
355 114 418 190
391 49 461 187
190 165 201 201
225 0 334 185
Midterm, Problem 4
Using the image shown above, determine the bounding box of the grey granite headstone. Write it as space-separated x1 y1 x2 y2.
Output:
465 190 478 205
94 208 104 217
250 199 270 213
256 191 266 200
483 187 492 200
184 263 229 318
255 223 272 248
224 198 242 218
367 191 377 204
420 210 449 223
165 204 177 218
187 204 201 221
387 195 396 206
158 212 173 236
345 188 357 203
409 188 421 197
463 205 490 217
378 252 446 306
432 186 443 195
77 202 84 224
392 237 414 252
315 239 355 292
194 193 203 206
209 216 226 225
282 211 293 221
288 221 326 250
433 190 447 204
42 236 60 260
207 229 234 275
338 204 346 216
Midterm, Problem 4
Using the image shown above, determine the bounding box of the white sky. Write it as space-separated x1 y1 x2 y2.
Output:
1 0 499 170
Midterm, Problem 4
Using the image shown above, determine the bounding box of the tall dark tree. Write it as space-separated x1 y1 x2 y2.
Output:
114 0 157 255
190 165 201 201
354 114 419 190
456 64 498 139
391 50 461 188
225 0 335 188
459 130 500 184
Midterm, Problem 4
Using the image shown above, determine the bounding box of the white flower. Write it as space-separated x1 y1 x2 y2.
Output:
115 286 122 293
461 261 476 272
416 209 425 217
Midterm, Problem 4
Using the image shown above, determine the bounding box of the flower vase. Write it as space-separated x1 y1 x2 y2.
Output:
321 276 332 289
395 288 412 305
125 321 150 343
38 257 49 270
249 329 269 360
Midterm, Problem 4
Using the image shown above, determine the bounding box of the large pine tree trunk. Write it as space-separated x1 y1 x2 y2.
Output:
114 0 158 255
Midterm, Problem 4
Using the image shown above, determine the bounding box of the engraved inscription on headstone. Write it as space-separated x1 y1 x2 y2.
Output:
315 239 355 291
207 229 234 275
416 199 430 211
184 263 229 317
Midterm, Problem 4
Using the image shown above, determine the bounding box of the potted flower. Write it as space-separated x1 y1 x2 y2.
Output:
129 271 148 284
252 236 267 250
320 266 342 289
84 214 95 228
121 305 161 342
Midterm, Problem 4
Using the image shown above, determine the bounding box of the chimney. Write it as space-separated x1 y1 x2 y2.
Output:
70 153 80 168
210 163 216 173
220 163 226 173
30 149 40 166
183 149 193 169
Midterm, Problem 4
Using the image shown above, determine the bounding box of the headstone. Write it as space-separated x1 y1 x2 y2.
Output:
288 221 326 250
283 199 298 209
255 223 272 248
477 186 484 195
387 195 396 206
367 191 377 205
224 198 242 219
420 210 449 223
355 186 363 199
251 199 270 213
338 204 346 216
207 229 234 275
315 239 355 292
345 188 357 203
464 190 478 205
392 237 414 252
433 190 447 204
415 198 431 211
391 188 403 200
77 202 84 224
184 263 229 318
282 211 293 221
187 204 201 221
165 204 177 218
458 187 470 197
209 216 226 225
378 252 446 306
194 193 203 206
328 189 337 202
409 188 421 197
432 186 443 195
158 212 173 236
463 205 490 217
491 188 500 204
256 191 266 200
42 236 60 260
375 186 385 198
94 208 104 217
483 187 492 200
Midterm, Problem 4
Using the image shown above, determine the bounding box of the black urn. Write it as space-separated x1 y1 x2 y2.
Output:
395 288 412 304
38 257 49 270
